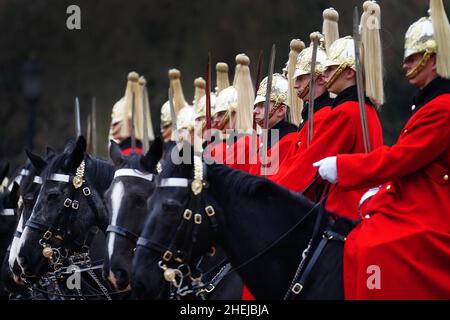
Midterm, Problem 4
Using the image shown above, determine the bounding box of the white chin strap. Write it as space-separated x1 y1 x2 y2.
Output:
113 169 154 182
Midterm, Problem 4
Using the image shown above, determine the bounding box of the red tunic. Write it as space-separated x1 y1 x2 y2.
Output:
248 120 298 176
274 105 332 174
272 86 384 220
337 77 450 299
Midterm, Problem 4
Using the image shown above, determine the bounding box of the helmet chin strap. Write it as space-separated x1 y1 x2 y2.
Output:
405 50 434 80
325 63 351 90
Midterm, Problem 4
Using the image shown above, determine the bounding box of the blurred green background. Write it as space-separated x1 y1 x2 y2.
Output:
0 0 439 170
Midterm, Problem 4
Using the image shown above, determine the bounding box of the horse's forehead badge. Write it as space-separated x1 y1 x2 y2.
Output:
191 179 203 195
73 160 85 189
73 176 83 189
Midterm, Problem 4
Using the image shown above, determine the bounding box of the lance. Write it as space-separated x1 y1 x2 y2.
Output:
307 32 320 147
74 97 82 138
260 44 276 176
168 87 178 142
353 6 371 153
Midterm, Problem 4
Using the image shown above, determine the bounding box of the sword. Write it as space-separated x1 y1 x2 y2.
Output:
307 33 320 147
260 44 276 176
205 53 212 131
142 81 150 154
74 97 81 138
353 6 371 153
86 113 92 153
168 87 178 142
91 96 97 155
131 90 136 152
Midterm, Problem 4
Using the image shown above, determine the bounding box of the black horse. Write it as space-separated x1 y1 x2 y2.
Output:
0 180 20 299
103 139 162 292
132 144 356 300
17 137 113 284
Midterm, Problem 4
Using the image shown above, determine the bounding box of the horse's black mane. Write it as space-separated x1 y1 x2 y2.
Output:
85 155 114 194
44 145 114 195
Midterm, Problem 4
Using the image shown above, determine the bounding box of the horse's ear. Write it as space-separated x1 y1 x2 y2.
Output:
25 149 48 174
140 137 163 172
9 182 20 209
46 146 56 158
0 163 9 183
109 140 124 166
67 136 86 171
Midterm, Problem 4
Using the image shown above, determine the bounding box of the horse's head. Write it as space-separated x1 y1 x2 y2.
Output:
104 138 162 291
0 182 20 236
7 148 57 282
132 143 220 299
17 136 113 278
131 140 322 299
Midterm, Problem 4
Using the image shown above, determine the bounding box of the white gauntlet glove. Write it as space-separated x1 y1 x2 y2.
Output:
313 156 338 184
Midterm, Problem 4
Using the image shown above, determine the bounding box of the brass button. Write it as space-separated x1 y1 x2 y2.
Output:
444 174 449 181
296 141 301 147
403 129 408 134
364 214 371 219
386 184 391 190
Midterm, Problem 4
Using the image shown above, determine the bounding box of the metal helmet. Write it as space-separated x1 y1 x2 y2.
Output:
254 73 289 107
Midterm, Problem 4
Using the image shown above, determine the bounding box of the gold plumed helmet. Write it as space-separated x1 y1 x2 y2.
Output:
109 71 140 143
160 101 171 127
254 73 289 107
176 106 195 131
324 36 356 71
293 36 328 79
215 62 230 94
214 86 237 116
195 93 217 120
404 0 450 79
193 77 206 109
404 17 435 61
160 68 190 128
286 39 305 126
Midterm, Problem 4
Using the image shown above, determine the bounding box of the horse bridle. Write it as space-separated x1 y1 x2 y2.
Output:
136 155 219 288
25 160 104 259
106 169 155 246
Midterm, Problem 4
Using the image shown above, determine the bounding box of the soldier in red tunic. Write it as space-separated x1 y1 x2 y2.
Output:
109 72 149 155
314 0 450 299
272 2 386 220
249 73 297 176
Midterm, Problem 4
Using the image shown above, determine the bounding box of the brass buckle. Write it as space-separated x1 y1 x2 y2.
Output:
43 230 52 241
205 205 215 217
63 198 72 207
291 283 303 294
162 250 173 261
71 200 79 210
194 214 202 225
82 187 91 196
183 209 192 220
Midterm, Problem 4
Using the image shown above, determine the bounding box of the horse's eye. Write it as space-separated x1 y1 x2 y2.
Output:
162 199 181 212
